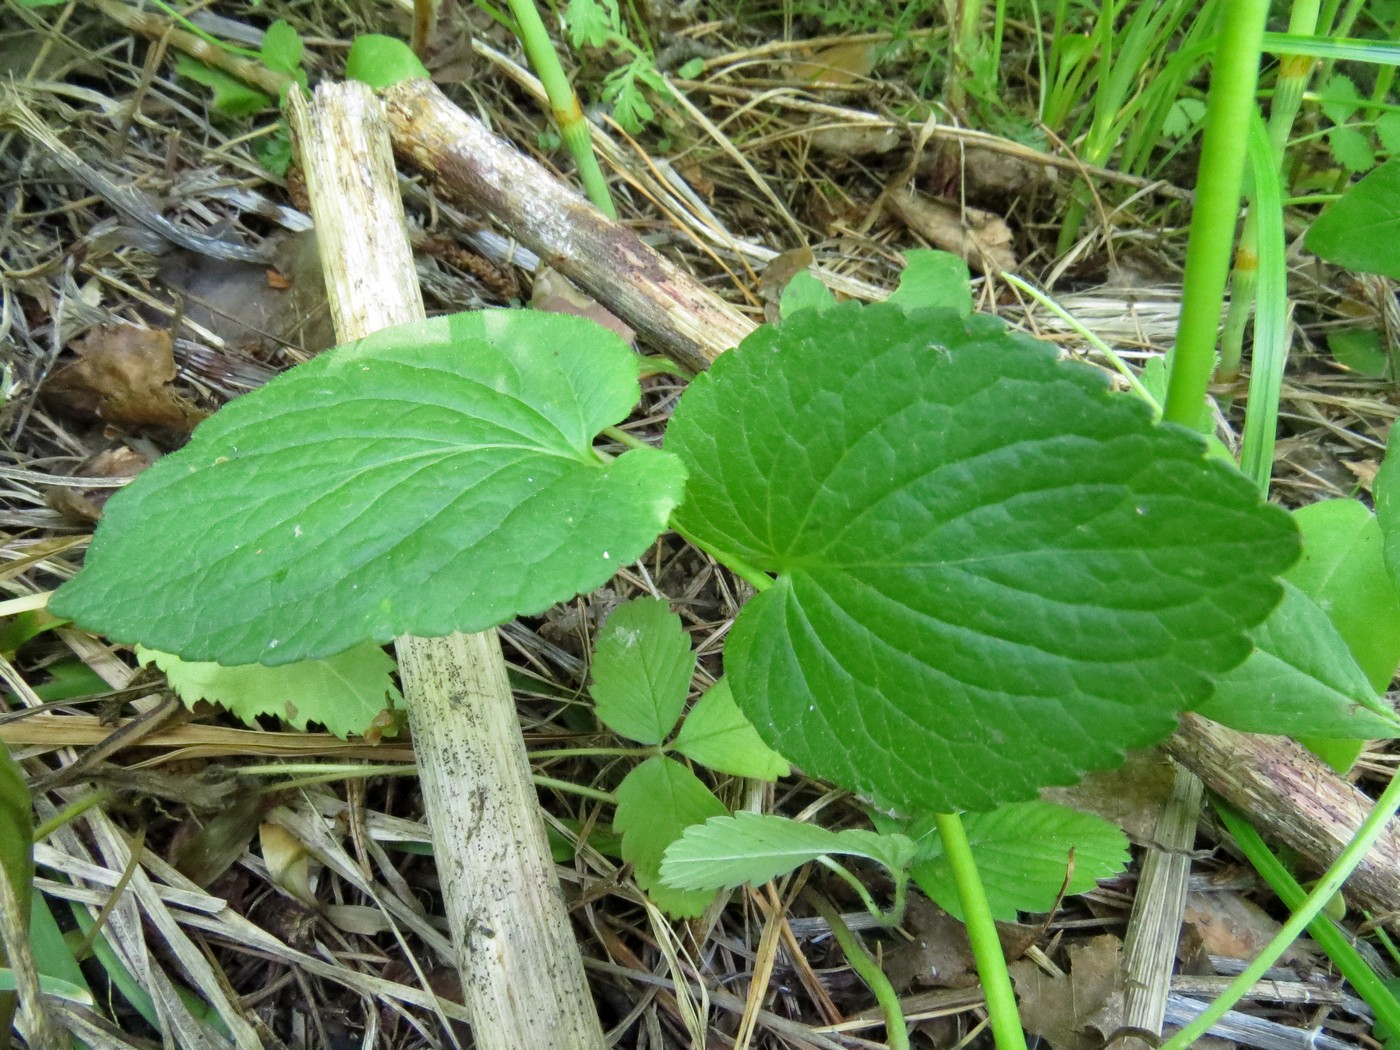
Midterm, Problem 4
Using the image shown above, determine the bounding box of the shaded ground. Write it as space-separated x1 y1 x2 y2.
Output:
1 1 1398 1047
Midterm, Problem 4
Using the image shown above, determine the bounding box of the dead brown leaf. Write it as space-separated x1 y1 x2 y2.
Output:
887 188 1018 274
1184 884 1310 966
46 445 150 523
1041 750 1177 842
791 41 880 88
531 267 636 345
759 246 817 323
884 895 979 991
1011 934 1126 1050
45 325 205 430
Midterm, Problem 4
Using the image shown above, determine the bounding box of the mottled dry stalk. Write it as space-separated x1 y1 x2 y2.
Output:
1168 714 1400 917
382 78 755 374
287 82 605 1050
1119 766 1203 1049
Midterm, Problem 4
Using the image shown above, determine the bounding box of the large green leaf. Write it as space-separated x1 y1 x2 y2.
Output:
590 598 695 746
1305 159 1400 281
138 643 402 739
889 801 1128 922
1376 427 1400 602
52 311 686 666
1287 500 1400 693
667 303 1298 812
613 756 726 917
660 812 915 892
1190 581 1400 738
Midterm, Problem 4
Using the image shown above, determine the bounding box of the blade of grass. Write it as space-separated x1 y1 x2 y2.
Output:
1218 0 1320 383
1161 767 1400 1050
1237 111 1290 492
1213 800 1400 1034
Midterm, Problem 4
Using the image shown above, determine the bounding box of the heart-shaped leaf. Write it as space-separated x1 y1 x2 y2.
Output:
667 303 1298 812
52 310 686 666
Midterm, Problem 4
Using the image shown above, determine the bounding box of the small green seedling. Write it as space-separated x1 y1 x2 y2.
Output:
590 597 788 916
172 19 308 175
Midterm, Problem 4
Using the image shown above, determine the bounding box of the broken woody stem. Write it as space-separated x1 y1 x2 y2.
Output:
286 81 605 1050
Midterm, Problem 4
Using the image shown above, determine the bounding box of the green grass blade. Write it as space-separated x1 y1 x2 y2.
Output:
1238 112 1290 493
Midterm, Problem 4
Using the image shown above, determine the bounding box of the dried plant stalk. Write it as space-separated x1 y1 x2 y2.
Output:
286 81 605 1050
1169 714 1400 916
382 78 754 374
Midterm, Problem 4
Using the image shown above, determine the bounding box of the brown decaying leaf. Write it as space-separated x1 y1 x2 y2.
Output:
887 188 1018 274
1183 884 1311 966
1011 934 1126 1050
531 266 636 345
791 41 880 89
45 446 150 523
1041 750 1177 842
759 246 817 323
44 324 205 430
883 895 980 991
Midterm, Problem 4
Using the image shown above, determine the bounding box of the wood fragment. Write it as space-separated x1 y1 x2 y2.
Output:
381 79 755 374
1118 766 1202 1050
1168 713 1400 918
286 82 605 1050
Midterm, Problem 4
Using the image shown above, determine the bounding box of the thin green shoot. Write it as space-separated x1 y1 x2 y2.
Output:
601 424 653 451
1000 272 1161 416
505 0 618 217
533 774 617 804
803 889 911 1050
1217 0 1321 383
31 789 110 842
1161 768 1400 1050
1214 801 1400 1035
1164 0 1269 429
933 811 1027 1050
146 0 261 60
670 522 775 593
1237 113 1290 493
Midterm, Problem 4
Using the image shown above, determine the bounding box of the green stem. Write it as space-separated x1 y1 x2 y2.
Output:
670 522 775 593
803 889 910 1050
532 773 616 803
504 0 617 218
147 0 262 59
1213 800 1400 1034
815 856 888 925
1217 0 1321 382
600 424 652 451
1163 0 1269 427
1160 769 1400 1050
933 812 1026 1050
